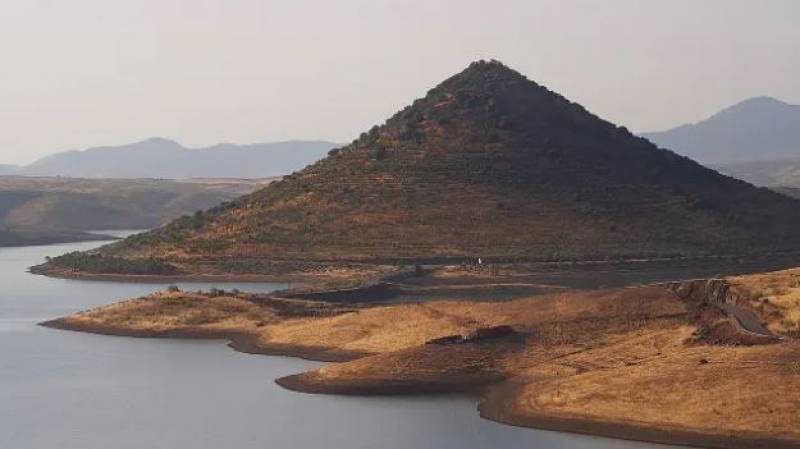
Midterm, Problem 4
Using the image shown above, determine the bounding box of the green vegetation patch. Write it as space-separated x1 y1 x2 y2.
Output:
48 252 179 275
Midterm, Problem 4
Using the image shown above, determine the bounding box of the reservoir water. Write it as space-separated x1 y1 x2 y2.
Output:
0 236 680 449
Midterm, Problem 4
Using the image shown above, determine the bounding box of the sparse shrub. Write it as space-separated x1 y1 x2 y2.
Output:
183 309 221 325
192 239 227 252
166 285 180 293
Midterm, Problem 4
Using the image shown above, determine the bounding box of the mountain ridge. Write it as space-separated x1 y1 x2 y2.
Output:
642 96 800 164
11 139 339 179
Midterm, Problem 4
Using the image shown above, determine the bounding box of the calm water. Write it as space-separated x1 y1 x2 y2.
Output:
0 237 679 449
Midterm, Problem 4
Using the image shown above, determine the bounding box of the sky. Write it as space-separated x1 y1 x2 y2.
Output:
1 0 798 165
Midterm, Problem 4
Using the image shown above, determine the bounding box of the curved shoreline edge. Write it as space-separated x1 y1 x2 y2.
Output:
38 318 366 363
477 383 800 449
39 317 800 449
29 264 316 285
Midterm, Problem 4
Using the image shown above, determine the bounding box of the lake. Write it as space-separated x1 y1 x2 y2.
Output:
0 237 681 449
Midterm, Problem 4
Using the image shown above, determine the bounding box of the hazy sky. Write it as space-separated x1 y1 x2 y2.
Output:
1 0 798 165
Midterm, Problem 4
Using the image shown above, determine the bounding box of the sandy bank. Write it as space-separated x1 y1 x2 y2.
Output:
40 317 366 363
479 384 800 449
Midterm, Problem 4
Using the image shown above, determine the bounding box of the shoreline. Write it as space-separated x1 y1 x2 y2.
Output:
30 250 800 288
276 373 497 396
29 264 318 285
39 318 367 363
478 383 800 449
40 316 505 396
37 273 800 449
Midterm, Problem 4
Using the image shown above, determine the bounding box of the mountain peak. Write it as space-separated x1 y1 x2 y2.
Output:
736 96 792 107
457 59 522 78
431 59 538 98
716 96 796 118
365 59 594 156
136 137 182 147
90 61 800 268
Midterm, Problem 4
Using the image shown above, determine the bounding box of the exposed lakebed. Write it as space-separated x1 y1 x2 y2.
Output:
0 237 680 449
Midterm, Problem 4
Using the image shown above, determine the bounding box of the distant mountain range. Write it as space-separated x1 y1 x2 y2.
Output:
2 139 339 179
641 96 800 188
641 96 800 165
0 176 267 247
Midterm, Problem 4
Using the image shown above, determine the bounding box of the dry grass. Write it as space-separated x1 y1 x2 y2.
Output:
66 291 281 334
730 268 800 336
259 286 684 354
497 341 800 439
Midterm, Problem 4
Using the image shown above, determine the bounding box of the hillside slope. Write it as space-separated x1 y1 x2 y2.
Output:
776 187 800 200
641 96 800 165
714 158 800 188
19 139 338 179
51 61 800 274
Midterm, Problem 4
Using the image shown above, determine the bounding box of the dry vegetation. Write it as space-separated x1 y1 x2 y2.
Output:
52 289 355 337
729 268 800 337
485 340 800 448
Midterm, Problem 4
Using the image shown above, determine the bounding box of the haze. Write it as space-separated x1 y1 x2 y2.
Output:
1 0 798 165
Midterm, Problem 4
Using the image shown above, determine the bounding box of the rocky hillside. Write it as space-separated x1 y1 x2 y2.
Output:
60 61 800 271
